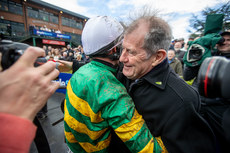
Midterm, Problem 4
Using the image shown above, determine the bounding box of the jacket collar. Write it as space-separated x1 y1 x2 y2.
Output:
91 59 117 73
138 59 170 90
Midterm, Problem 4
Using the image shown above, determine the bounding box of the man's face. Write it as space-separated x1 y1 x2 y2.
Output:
218 35 230 53
167 50 175 60
119 22 155 80
174 42 182 51
63 52 67 57
48 46 52 51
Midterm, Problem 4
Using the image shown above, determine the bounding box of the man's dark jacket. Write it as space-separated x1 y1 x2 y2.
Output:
118 60 216 153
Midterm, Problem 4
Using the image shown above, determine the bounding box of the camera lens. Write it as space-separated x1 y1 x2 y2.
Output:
198 56 230 99
191 48 202 59
188 44 205 62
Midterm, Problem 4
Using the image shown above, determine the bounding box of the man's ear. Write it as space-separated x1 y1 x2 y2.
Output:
108 47 117 55
151 49 167 67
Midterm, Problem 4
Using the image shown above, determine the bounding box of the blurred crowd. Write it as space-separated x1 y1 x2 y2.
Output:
43 44 90 63
29 24 62 34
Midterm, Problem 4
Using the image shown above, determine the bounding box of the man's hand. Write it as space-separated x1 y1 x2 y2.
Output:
57 60 73 72
0 47 60 121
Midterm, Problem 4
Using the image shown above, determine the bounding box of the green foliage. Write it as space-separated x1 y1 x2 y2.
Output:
189 1 230 37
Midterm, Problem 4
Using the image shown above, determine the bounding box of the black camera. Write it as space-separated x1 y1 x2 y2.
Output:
197 56 230 99
0 40 47 71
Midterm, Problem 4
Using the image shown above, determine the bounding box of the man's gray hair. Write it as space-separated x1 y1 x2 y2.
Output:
125 10 172 58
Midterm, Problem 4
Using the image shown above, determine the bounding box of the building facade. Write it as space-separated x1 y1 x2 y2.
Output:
0 0 89 47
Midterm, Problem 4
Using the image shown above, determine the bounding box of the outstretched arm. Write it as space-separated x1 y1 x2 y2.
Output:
0 47 60 121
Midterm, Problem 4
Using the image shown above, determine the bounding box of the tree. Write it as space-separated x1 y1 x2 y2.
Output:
189 1 230 37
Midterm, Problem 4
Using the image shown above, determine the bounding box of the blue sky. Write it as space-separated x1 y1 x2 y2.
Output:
41 0 228 42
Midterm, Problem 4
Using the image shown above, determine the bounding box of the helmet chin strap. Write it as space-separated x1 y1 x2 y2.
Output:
106 47 120 61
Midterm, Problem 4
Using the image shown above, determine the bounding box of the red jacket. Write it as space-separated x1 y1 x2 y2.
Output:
0 113 37 153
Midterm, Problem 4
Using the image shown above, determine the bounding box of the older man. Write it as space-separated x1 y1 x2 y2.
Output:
167 49 183 77
119 13 216 153
173 42 185 65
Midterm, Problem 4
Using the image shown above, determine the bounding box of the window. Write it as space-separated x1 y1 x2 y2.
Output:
39 10 49 22
0 1 23 15
50 14 58 24
28 7 59 24
62 17 70 27
76 22 83 30
70 19 76 28
0 0 8 11
11 22 25 37
9 1 22 15
0 19 25 37
0 20 9 35
62 17 83 29
27 7 39 18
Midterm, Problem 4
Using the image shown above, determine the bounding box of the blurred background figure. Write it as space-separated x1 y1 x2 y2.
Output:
174 42 185 66
167 49 183 77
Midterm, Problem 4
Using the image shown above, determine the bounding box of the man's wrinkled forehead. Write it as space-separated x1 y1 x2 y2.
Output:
124 23 148 45
122 33 144 51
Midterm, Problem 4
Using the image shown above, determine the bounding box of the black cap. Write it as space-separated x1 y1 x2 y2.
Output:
221 30 230 36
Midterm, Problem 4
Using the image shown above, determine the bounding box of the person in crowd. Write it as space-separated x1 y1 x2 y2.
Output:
0 47 59 153
177 38 185 48
48 56 56 62
66 44 74 57
72 47 78 54
64 16 166 153
55 29 61 34
29 24 36 35
42 45 48 55
75 54 82 61
216 30 230 57
7 24 12 36
59 51 68 61
47 45 52 53
188 37 194 42
174 42 185 65
78 45 86 62
66 52 74 61
168 39 178 50
168 40 174 50
60 47 67 54
118 11 216 153
167 49 183 76
53 48 61 61
46 51 52 60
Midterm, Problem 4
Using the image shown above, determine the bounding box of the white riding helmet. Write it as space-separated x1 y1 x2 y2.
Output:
82 16 123 56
